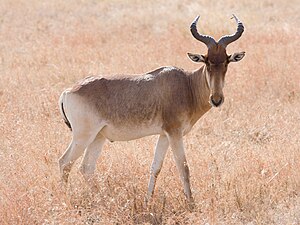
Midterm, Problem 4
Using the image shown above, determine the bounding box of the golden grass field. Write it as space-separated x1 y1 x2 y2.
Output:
1 0 300 224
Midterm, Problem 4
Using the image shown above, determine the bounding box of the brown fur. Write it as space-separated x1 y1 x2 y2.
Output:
206 44 228 64
69 66 211 132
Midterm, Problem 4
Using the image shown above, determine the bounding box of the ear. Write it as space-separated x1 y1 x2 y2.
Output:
228 51 245 63
187 53 206 63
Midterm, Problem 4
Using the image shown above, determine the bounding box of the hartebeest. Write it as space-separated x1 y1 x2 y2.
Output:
58 15 245 201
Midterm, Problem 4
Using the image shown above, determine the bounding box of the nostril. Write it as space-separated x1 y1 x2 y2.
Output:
211 97 223 107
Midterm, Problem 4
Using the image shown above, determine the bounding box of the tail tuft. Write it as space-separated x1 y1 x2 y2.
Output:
61 102 72 130
59 92 72 131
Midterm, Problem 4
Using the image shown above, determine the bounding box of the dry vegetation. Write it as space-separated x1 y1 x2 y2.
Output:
1 0 300 224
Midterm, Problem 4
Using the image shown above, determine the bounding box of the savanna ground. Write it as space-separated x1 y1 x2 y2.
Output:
0 0 300 224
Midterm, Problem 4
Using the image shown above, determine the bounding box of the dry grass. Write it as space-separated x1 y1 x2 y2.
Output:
1 0 300 224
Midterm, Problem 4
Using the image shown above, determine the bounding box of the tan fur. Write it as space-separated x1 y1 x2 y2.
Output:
69 66 211 137
59 66 212 201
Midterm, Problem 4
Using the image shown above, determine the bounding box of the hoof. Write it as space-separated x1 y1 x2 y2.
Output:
186 197 195 211
144 194 154 209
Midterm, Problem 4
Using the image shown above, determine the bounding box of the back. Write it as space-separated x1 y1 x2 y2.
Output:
71 66 193 126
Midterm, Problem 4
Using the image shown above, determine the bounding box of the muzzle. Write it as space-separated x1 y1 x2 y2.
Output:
210 93 224 107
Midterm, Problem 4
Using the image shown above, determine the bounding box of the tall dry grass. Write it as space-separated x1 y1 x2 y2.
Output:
0 0 299 224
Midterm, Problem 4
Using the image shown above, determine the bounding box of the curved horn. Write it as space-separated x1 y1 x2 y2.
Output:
190 15 216 48
218 14 244 47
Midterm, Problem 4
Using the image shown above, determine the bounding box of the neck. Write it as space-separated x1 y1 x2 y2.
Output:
188 66 211 116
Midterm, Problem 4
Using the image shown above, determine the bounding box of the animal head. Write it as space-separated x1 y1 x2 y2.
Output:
188 15 245 107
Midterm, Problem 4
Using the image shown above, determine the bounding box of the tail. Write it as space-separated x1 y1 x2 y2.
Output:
59 91 72 131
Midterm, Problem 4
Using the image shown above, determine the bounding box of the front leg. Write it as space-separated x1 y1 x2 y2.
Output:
167 132 192 201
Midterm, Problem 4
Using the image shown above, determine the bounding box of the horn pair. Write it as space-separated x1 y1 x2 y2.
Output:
190 14 244 48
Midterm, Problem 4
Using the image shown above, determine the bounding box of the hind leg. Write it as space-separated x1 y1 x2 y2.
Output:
147 134 169 199
59 130 99 183
79 133 106 184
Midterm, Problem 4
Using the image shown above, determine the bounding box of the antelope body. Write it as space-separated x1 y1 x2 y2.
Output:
59 15 245 200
